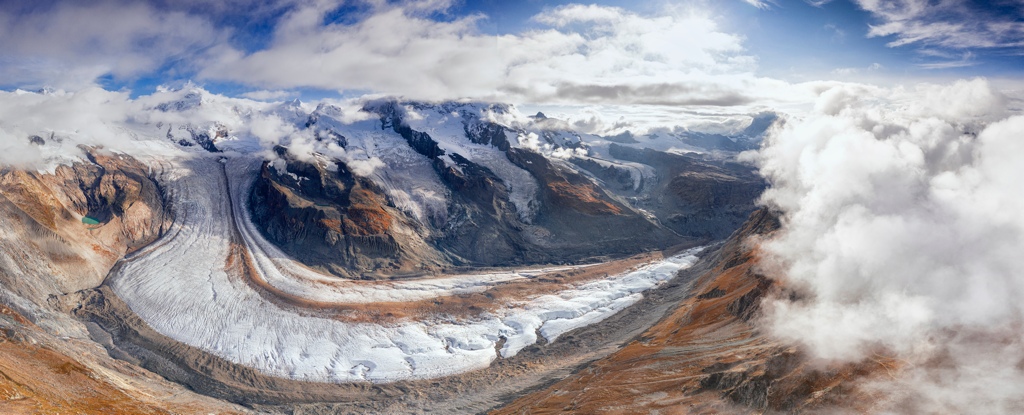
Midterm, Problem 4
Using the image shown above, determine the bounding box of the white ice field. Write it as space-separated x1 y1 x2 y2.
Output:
109 155 702 383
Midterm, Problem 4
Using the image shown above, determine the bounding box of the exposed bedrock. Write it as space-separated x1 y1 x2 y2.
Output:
606 143 765 240
247 151 443 278
0 153 242 414
0 150 171 305
503 147 681 256
248 104 745 278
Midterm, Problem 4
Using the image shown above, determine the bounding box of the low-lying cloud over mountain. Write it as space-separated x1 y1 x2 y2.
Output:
2 1 1024 412
750 78 1024 412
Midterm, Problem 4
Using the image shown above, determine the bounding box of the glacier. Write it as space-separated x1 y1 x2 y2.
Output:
109 153 701 382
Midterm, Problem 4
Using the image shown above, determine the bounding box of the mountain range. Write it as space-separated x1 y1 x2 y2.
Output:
0 87 807 414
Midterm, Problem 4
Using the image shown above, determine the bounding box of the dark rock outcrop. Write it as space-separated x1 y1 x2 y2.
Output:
248 153 443 278
608 143 765 240
247 101 702 277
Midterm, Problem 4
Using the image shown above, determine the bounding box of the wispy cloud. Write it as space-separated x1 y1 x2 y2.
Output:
241 89 296 100
830 62 884 76
824 23 846 42
739 0 776 9
918 51 978 69
855 0 1024 49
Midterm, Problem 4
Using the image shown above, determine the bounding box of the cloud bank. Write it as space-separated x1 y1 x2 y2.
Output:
0 0 780 107
0 88 140 169
751 78 1024 412
0 86 344 171
199 2 761 105
0 1 227 90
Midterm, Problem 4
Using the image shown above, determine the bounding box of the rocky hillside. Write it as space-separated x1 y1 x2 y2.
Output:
0 89 773 414
0 151 245 414
493 209 895 414
0 150 170 302
247 99 764 278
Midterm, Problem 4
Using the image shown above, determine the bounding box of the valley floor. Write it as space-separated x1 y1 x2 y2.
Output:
69 154 712 413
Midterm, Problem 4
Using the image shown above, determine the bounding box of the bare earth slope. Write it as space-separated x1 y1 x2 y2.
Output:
494 209 896 414
0 152 247 414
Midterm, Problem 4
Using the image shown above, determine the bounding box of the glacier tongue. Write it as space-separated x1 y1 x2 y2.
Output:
109 154 701 383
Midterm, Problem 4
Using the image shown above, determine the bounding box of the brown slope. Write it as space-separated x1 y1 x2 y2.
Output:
0 150 171 302
248 156 443 278
0 303 245 415
0 152 247 414
493 209 896 414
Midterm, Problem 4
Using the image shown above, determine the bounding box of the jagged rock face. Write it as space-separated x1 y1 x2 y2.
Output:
507 148 621 216
249 154 447 278
162 123 224 152
502 147 684 260
0 151 170 303
606 143 765 239
569 157 637 192
464 118 511 151
247 101 697 276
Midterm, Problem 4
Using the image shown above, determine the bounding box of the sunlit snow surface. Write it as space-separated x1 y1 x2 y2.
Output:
111 155 701 383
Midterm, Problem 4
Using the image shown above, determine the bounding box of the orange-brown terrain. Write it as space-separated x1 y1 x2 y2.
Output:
545 181 623 215
251 156 448 278
0 152 246 414
0 152 867 415
0 151 170 303
0 304 243 414
494 209 897 414
0 146 775 414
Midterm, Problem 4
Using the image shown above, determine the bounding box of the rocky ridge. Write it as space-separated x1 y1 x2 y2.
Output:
493 209 896 414
248 99 763 278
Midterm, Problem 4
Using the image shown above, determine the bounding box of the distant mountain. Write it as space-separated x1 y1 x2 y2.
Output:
0 87 770 413
246 98 764 277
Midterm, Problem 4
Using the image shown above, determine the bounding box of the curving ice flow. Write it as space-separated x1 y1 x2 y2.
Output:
225 157 593 303
110 154 702 383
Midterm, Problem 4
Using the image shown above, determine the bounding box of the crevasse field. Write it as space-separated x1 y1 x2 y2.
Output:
110 153 701 383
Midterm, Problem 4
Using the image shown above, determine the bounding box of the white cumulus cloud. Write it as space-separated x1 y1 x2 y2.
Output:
750 77 1024 413
0 1 226 90
198 2 763 106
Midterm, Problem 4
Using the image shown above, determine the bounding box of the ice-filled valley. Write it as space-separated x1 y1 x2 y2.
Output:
110 153 701 383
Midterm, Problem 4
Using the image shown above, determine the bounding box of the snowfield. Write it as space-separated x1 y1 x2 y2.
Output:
110 155 702 383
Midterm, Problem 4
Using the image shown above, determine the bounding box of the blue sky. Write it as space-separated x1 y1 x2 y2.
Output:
729 0 1024 80
1 0 1022 102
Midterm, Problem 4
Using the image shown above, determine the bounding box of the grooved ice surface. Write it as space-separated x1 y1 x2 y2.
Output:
110 156 701 383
